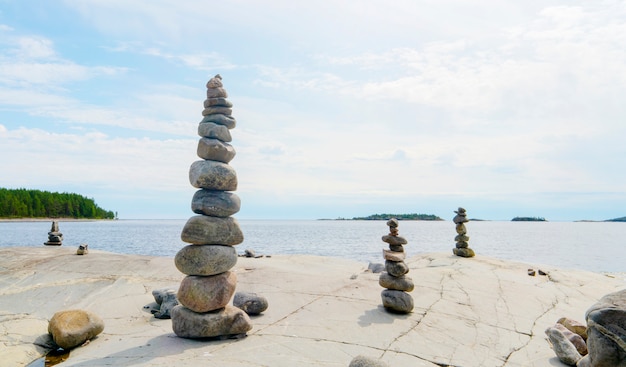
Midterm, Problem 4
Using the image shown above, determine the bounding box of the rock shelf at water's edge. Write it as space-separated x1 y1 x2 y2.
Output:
0 247 623 367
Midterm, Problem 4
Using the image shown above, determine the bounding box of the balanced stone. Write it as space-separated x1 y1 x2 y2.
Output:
233 292 269 315
189 160 237 191
44 221 63 246
453 247 475 257
48 309 104 349
203 97 233 108
452 207 475 257
181 215 243 245
177 272 237 313
198 122 232 142
196 138 236 163
201 114 237 129
382 234 407 246
191 189 241 218
453 207 469 224
175 245 238 276
383 249 406 262
171 305 252 339
379 272 414 292
385 260 410 277
456 223 467 235
206 87 227 98
381 289 414 313
202 106 232 116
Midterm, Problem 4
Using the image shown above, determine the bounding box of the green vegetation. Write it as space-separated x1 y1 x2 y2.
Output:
0 188 115 219
605 216 626 222
351 213 443 221
511 216 547 222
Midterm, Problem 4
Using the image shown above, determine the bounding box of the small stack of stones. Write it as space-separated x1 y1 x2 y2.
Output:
44 221 63 246
379 218 414 313
170 74 252 339
452 207 475 257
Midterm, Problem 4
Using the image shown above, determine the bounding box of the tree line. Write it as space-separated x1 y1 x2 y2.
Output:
0 188 115 219
351 213 443 221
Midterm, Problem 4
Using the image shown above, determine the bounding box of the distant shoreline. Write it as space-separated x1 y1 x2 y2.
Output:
0 218 112 222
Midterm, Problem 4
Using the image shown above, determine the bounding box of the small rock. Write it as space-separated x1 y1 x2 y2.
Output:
151 288 179 319
557 317 588 340
545 326 583 365
379 272 414 292
553 323 587 355
233 292 268 315
367 262 384 273
528 269 536 276
76 244 88 255
244 248 256 258
48 309 104 349
349 355 389 367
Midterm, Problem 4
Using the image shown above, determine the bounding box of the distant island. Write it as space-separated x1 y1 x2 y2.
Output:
511 216 547 222
348 213 443 221
0 188 116 219
605 216 626 222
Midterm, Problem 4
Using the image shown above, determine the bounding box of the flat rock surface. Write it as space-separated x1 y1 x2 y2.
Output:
0 247 624 367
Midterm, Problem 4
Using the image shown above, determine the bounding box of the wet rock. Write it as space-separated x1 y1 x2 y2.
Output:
48 309 104 349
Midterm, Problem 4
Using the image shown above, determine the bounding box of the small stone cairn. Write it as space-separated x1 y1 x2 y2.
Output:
379 218 414 313
170 74 252 339
452 207 475 257
44 221 63 246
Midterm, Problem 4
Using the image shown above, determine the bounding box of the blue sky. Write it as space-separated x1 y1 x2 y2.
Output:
1 1 625 221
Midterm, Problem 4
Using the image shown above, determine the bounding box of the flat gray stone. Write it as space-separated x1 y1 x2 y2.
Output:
381 235 407 246
202 106 232 116
191 189 241 218
201 114 236 129
385 260 409 277
189 160 237 191
175 245 237 276
197 122 232 142
381 289 414 314
379 272 414 292
177 272 237 313
180 215 243 245
171 305 252 339
233 292 269 315
203 97 232 108
196 138 236 163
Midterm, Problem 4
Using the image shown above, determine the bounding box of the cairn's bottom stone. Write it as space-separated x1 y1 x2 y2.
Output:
171 305 252 339
381 289 414 313
453 247 475 258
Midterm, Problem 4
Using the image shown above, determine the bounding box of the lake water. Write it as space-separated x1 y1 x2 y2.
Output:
0 219 623 274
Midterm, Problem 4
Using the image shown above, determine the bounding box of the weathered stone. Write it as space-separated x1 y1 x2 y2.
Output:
151 288 178 319
201 114 236 129
197 122 232 142
453 247 475 257
196 137 236 163
455 234 469 242
545 326 582 365
456 223 467 234
381 234 407 246
349 355 389 367
189 160 237 191
175 245 237 276
388 244 404 252
244 248 255 257
177 272 237 313
181 215 243 245
234 292 269 315
554 323 588 356
202 106 232 116
171 305 252 339
456 241 469 248
48 309 104 349
367 262 384 273
206 75 223 88
207 88 228 98
203 97 233 108
381 289 414 313
386 218 398 228
558 317 588 340
453 207 469 224
191 189 241 218
581 289 626 367
383 249 406 262
379 272 414 292
385 260 409 277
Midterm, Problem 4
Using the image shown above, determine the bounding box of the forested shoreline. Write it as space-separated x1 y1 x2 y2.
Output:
0 188 115 219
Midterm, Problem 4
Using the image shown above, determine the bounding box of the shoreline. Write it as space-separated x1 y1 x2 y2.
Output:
1 246 624 366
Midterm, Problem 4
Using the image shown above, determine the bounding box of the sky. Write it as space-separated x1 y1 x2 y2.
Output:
1 0 625 221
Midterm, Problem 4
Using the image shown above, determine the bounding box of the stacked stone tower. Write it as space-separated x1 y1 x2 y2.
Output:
379 218 414 313
452 207 475 257
170 75 252 339
44 221 63 246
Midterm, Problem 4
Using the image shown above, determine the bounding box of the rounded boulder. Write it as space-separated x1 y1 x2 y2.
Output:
175 244 237 276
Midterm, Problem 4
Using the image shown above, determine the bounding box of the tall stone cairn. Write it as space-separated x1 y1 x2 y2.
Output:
452 207 475 257
379 218 414 313
170 74 252 339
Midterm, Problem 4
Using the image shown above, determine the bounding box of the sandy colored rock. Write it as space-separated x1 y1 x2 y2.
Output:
48 309 104 349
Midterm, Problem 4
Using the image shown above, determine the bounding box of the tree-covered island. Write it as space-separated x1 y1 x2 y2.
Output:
349 213 443 221
0 188 115 219
511 216 547 222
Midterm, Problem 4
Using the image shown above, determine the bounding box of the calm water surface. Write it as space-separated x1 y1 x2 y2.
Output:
0 219 623 273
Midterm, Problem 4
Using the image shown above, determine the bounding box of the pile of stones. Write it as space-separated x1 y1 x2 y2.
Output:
379 218 414 313
44 221 63 246
170 75 252 339
452 207 475 257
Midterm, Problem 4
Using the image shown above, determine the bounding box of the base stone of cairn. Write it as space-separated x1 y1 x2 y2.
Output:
379 218 414 313
171 74 252 339
44 221 63 246
452 207 475 258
